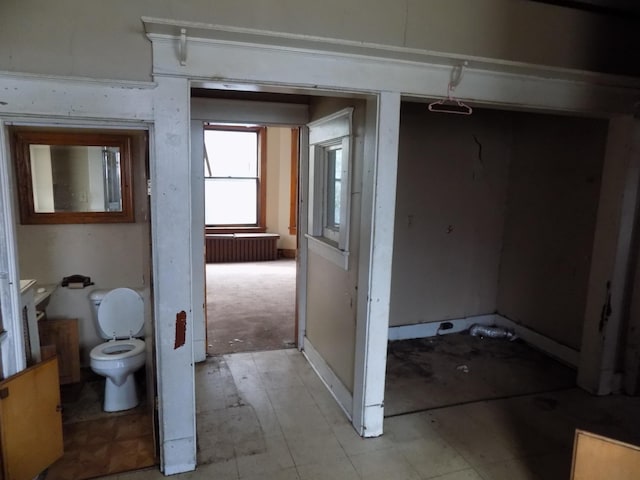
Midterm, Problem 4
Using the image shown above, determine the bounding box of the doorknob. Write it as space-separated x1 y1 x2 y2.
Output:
56 404 63 413
0 387 8 399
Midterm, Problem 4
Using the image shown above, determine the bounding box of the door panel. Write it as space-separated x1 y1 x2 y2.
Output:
0 357 63 480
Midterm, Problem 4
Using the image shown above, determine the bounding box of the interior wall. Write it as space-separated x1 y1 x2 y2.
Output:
15 132 151 366
389 103 512 326
497 114 608 350
304 97 366 392
265 126 296 250
1 0 638 81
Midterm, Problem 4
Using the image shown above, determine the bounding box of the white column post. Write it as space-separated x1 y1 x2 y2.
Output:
578 116 640 395
151 76 197 474
353 92 400 437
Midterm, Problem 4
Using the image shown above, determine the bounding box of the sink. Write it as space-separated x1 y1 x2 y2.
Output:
34 284 57 312
19 279 36 294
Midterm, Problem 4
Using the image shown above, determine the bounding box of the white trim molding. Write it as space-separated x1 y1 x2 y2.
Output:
142 17 640 117
302 337 353 420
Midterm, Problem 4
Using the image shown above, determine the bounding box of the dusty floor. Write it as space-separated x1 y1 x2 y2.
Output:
385 333 576 415
96 348 640 480
206 259 296 355
47 369 155 479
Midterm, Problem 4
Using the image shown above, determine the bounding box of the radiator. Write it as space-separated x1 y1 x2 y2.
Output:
205 233 280 263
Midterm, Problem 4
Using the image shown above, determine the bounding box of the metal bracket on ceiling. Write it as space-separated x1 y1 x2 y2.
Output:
179 28 187 66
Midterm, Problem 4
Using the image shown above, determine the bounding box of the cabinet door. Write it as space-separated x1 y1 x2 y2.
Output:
0 357 64 480
38 318 80 384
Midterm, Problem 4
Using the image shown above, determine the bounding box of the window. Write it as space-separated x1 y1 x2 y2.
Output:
204 126 266 231
307 108 353 269
323 145 343 242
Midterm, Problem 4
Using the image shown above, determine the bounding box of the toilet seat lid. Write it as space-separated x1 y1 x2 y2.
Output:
98 288 144 338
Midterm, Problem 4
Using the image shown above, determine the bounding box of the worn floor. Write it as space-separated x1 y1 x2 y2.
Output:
385 334 576 415
45 371 156 479
206 259 296 355
95 348 640 480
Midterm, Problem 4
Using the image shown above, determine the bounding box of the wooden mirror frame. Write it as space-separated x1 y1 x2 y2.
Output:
11 128 135 224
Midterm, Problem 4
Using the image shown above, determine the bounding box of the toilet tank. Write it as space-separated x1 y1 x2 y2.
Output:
89 288 144 340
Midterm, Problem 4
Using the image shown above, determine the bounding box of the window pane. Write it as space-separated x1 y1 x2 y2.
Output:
205 178 257 225
326 148 342 228
204 130 257 177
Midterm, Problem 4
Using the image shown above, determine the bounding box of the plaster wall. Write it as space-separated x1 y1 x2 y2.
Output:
1 0 638 81
391 103 607 351
15 132 151 365
304 97 366 392
390 104 512 326
266 127 296 250
497 114 607 350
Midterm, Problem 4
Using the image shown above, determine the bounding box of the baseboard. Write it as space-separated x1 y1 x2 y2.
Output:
388 314 498 341
279 248 297 259
388 314 579 368
302 336 353 419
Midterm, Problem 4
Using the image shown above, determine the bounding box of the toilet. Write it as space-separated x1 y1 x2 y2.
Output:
89 288 146 412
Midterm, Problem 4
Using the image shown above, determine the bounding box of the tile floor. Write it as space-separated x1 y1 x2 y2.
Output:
95 348 640 480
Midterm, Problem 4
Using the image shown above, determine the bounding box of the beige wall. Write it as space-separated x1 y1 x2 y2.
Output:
497 114 607 350
304 97 366 392
266 127 296 250
15 133 151 365
391 102 607 350
1 0 638 82
390 103 512 326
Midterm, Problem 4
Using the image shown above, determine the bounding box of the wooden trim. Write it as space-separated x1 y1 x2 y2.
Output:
289 127 299 236
203 124 267 230
278 248 296 259
258 126 267 231
11 128 135 224
205 226 266 234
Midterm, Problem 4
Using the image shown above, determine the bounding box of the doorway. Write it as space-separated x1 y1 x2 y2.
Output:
198 120 300 355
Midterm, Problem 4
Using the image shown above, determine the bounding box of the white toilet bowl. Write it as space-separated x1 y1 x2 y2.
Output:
88 288 146 412
90 338 145 412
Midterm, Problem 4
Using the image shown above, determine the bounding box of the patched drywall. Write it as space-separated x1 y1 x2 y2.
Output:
389 103 512 326
497 114 607 350
390 102 608 350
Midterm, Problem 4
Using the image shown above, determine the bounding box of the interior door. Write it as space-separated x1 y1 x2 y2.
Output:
0 356 63 480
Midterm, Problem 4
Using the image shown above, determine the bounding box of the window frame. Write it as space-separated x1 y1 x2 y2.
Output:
203 125 267 234
307 107 353 269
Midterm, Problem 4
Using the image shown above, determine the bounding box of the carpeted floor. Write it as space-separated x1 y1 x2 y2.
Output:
206 259 296 355
384 333 577 416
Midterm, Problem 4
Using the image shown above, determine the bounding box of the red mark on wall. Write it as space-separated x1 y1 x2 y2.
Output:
174 311 187 349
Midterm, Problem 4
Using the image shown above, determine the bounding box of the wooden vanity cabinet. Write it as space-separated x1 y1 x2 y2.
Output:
38 318 81 384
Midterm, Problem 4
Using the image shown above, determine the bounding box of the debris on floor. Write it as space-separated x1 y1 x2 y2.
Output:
456 364 469 373
469 324 517 341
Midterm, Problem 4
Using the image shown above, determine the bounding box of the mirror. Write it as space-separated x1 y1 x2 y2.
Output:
12 129 134 224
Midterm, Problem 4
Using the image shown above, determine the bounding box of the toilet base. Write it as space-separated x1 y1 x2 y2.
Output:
104 374 139 412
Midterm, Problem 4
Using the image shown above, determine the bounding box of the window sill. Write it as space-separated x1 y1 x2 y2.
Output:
205 227 266 235
305 234 349 270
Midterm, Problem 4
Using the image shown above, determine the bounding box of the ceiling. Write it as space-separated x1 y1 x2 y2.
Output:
533 0 640 17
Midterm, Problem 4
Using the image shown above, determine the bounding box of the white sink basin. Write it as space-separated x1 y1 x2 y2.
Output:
19 279 36 294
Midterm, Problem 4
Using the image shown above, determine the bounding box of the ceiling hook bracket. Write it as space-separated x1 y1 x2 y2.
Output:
179 28 188 66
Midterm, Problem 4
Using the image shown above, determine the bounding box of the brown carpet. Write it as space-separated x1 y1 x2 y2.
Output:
206 259 296 355
385 333 576 416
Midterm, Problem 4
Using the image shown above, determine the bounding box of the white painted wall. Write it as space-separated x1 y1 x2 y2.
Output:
15 133 151 365
1 0 639 80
